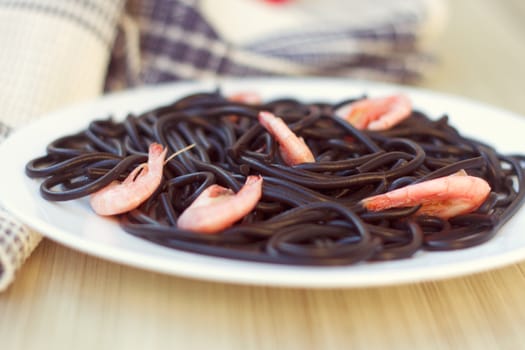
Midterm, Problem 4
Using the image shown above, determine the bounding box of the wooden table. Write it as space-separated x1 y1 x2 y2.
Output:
2 1 525 349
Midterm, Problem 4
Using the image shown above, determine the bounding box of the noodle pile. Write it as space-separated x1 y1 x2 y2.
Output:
25 89 525 265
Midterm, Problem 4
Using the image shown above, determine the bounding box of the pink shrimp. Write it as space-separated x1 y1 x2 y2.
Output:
258 111 315 165
361 170 491 219
226 91 262 123
335 94 412 131
228 91 262 105
90 143 167 216
177 175 263 234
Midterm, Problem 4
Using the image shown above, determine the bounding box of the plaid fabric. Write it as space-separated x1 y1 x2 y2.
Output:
0 0 125 127
0 120 42 291
105 0 445 90
0 0 122 46
0 118 41 291
0 0 124 291
0 206 42 291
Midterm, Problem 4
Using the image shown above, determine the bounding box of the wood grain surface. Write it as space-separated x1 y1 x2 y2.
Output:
2 1 525 349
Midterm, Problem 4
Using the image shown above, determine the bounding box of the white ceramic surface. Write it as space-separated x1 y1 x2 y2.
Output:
2 78 525 288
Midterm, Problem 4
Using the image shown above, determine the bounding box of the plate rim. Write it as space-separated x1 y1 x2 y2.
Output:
2 77 525 288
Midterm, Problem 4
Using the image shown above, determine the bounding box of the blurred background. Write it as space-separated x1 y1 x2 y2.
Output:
419 0 525 115
2 0 525 123
103 0 446 92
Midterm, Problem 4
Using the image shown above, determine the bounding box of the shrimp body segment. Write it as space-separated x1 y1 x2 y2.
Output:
258 111 315 165
228 91 262 105
90 143 167 216
336 94 412 131
226 91 262 123
177 175 263 234
361 170 491 219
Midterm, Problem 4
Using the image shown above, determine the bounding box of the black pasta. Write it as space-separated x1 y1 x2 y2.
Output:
25 89 525 266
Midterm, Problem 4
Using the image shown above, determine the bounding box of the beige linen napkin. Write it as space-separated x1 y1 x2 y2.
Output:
0 0 124 291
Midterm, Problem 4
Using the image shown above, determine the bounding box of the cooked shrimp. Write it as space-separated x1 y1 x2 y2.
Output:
226 91 262 123
361 170 491 219
90 143 167 216
228 91 262 105
177 175 263 234
258 111 315 165
335 94 412 131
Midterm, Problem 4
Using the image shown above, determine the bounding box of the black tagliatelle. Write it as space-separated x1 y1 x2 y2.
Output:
25 89 525 265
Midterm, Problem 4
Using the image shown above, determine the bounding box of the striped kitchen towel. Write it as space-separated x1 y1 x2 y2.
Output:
0 0 124 291
105 0 446 90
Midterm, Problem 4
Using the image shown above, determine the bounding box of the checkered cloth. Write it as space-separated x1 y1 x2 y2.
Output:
0 0 446 291
0 0 124 291
105 0 446 90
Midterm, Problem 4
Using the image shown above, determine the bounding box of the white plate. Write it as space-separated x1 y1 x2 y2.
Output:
2 78 525 288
